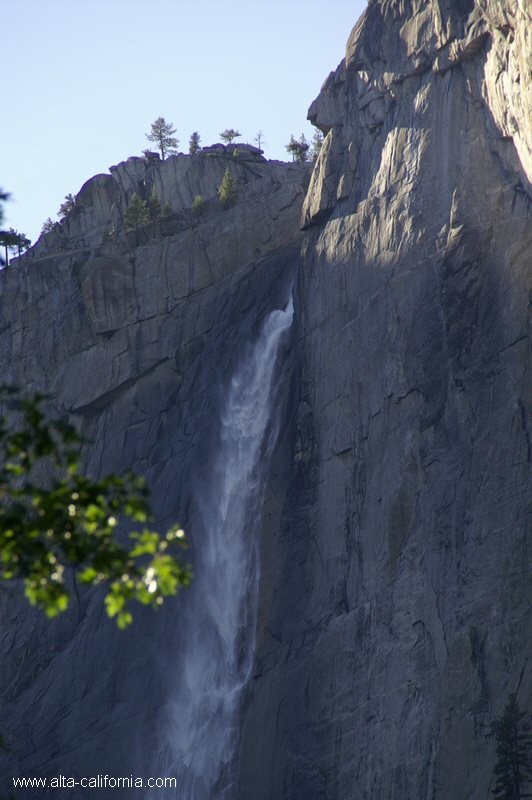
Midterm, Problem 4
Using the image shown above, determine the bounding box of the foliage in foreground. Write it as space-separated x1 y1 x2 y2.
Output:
492 693 532 799
0 388 190 627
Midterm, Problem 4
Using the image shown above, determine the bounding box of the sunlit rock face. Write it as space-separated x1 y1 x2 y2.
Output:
236 2 532 799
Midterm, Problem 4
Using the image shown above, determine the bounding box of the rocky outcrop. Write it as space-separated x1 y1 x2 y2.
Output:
2 153 308 402
235 2 532 799
29 151 304 257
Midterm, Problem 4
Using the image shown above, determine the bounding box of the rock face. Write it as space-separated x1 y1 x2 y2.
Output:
2 1 532 798
0 153 308 797
236 2 532 799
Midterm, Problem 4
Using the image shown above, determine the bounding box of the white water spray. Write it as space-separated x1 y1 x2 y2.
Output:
151 295 293 799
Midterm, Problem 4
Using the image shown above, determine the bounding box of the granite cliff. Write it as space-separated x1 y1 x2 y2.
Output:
0 150 308 796
3 0 532 798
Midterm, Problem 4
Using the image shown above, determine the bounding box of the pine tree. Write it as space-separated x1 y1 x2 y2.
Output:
219 128 241 145
17 231 31 257
41 217 55 235
492 694 532 799
191 195 205 217
147 185 162 221
189 131 201 155
286 133 310 163
6 228 31 259
58 193 75 217
0 189 10 267
146 117 179 160
0 230 18 268
217 167 238 209
123 193 149 231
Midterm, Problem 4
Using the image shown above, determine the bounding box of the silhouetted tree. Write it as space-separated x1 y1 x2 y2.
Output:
219 128 241 145
13 230 31 258
146 117 179 160
254 129 266 151
0 189 10 267
189 131 201 155
492 693 532 799
286 133 310 162
58 193 75 217
0 229 18 268
0 228 31 264
41 217 55 235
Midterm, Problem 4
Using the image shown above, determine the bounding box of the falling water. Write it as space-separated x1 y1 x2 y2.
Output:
150 294 293 799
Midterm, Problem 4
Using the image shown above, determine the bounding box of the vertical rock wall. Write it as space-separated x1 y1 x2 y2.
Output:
237 2 532 798
0 154 307 798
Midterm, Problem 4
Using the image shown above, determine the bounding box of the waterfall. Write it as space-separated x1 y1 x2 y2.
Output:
150 294 294 799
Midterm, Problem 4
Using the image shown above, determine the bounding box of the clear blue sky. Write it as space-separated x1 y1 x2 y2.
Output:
2 0 366 244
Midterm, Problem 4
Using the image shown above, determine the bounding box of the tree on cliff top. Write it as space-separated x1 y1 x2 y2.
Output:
0 387 191 628
0 190 12 268
218 167 238 209
286 133 310 162
12 230 31 259
492 693 532 799
0 229 31 267
58 193 75 217
146 117 179 160
189 131 201 155
0 194 31 268
219 128 241 145
254 130 266 151
41 217 55 235
0 230 19 269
